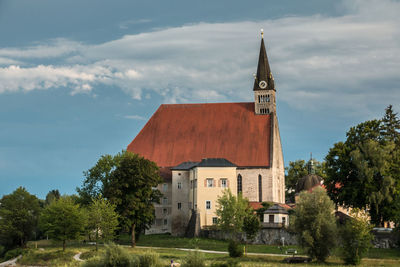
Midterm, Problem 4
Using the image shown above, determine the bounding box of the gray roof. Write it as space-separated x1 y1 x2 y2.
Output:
171 161 199 170
196 158 237 168
264 204 288 215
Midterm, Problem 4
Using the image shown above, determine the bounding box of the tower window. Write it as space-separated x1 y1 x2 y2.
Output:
258 175 262 202
237 174 242 194
177 182 182 189
177 202 182 210
266 95 270 102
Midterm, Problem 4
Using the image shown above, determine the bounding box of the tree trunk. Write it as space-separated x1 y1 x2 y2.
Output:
63 240 66 251
96 228 99 251
131 224 136 247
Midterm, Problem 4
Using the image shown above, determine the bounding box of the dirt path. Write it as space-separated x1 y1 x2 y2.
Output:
73 252 84 262
0 255 21 267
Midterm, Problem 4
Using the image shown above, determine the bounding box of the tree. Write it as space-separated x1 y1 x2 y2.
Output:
285 159 326 203
78 151 162 247
325 106 400 226
103 152 162 247
40 196 87 251
242 213 261 255
339 209 373 265
216 189 252 236
293 187 337 262
45 189 60 205
88 196 119 251
0 187 41 249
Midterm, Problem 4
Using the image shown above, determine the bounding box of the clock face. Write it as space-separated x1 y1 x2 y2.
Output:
259 80 267 89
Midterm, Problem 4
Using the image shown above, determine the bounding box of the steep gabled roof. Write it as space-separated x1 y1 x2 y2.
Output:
127 102 271 168
253 36 275 91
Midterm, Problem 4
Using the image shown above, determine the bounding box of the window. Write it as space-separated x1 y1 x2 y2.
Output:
177 182 182 189
212 217 218 225
258 175 262 202
206 201 211 209
206 178 214 187
269 214 274 223
163 197 168 205
237 175 242 194
194 179 197 188
162 183 168 192
163 208 167 215
221 178 227 188
266 95 270 102
190 180 193 189
282 217 286 225
177 202 182 210
164 219 168 226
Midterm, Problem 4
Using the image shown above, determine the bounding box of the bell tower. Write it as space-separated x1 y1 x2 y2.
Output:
253 29 276 115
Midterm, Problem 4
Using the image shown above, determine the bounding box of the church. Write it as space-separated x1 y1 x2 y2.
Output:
127 32 285 236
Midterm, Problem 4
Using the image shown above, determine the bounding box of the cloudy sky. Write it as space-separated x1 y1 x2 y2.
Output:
1 0 399 198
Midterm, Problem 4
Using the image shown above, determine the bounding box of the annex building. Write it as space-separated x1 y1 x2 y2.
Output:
127 32 285 236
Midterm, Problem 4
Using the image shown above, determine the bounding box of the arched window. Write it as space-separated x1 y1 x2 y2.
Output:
237 174 242 194
258 175 262 202
266 108 269 114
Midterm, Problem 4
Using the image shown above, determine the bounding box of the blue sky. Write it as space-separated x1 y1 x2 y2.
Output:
1 0 399 199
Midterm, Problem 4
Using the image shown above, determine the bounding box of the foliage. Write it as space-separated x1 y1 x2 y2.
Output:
216 189 253 236
325 106 400 226
17 249 77 266
339 209 373 265
293 187 337 262
285 159 326 203
210 259 241 267
78 151 162 247
242 213 260 242
228 240 244 258
0 187 41 249
39 196 87 251
82 243 138 267
88 197 119 250
4 247 25 261
45 189 61 205
182 249 206 267
138 250 162 267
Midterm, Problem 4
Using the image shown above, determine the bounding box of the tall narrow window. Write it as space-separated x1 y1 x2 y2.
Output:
237 174 242 194
258 175 262 202
206 201 211 209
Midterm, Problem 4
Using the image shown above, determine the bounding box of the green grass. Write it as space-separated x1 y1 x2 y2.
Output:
17 248 80 267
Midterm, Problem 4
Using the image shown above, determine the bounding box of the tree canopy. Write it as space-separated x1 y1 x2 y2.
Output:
324 106 400 226
40 196 87 251
0 187 41 249
78 151 162 247
293 187 337 262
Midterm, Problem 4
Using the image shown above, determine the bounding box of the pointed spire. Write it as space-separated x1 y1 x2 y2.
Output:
308 153 315 175
253 29 275 91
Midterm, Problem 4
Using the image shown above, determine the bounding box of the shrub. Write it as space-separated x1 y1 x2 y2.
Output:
138 250 162 267
339 210 373 265
210 258 241 267
4 248 24 261
228 240 243 258
82 243 137 267
0 245 4 258
182 250 205 267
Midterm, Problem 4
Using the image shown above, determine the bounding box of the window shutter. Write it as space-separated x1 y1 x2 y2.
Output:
213 179 216 187
227 180 230 188
218 179 221 187
204 179 207 187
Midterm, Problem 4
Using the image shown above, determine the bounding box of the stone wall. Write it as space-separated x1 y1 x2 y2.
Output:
200 228 298 245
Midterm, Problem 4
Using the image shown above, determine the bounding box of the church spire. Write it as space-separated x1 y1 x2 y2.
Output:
253 29 275 91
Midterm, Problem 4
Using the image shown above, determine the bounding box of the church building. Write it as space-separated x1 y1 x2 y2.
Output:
127 32 285 236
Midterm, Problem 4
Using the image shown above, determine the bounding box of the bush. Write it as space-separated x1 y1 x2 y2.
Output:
182 250 205 267
210 258 241 267
339 210 373 265
0 245 5 258
228 240 243 258
83 243 137 267
4 248 24 261
138 250 162 267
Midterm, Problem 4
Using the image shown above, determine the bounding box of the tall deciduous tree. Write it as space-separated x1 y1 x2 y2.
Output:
45 189 61 205
88 197 119 251
325 106 400 226
40 197 87 251
0 187 40 249
293 187 337 262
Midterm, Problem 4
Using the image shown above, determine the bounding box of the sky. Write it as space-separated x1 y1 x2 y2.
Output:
0 0 399 199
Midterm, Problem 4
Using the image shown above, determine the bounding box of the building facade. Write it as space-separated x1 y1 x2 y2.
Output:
127 33 285 236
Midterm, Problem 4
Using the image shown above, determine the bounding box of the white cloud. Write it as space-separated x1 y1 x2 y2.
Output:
124 115 146 120
0 0 399 118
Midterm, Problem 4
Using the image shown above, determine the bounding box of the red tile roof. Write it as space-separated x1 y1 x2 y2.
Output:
127 102 271 168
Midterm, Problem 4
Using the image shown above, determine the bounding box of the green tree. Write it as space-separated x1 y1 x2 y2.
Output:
293 187 337 262
88 196 119 251
216 189 252 236
339 209 373 265
242 213 260 255
0 187 41 249
45 189 60 205
40 197 87 251
104 152 162 247
285 159 326 203
325 106 400 226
